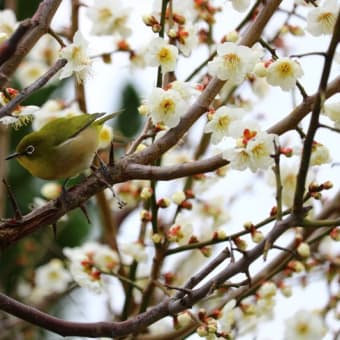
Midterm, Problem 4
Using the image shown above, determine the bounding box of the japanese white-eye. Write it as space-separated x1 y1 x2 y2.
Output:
6 112 117 180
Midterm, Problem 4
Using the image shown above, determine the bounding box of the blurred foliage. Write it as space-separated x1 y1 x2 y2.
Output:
4 0 41 20
115 83 142 138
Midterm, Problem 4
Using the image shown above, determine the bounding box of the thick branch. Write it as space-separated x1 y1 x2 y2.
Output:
0 292 170 337
126 154 228 180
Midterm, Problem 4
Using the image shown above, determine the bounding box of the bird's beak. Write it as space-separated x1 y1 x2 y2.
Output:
5 151 23 160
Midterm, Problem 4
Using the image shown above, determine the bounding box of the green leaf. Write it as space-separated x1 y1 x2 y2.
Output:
115 83 142 138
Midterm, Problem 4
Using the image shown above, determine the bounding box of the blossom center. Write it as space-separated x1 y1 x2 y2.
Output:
278 62 292 75
296 322 309 334
217 115 230 128
48 271 59 280
99 7 112 21
158 47 172 62
160 99 175 114
251 143 266 158
318 12 335 28
223 53 241 69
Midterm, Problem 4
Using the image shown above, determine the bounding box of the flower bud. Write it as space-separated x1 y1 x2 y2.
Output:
157 197 171 208
214 229 227 240
152 24 161 33
226 30 239 42
140 209 152 222
41 182 62 200
287 260 305 273
173 13 186 25
138 104 149 115
200 246 212 257
172 191 186 205
282 285 293 298
297 242 310 258
322 181 333 190
140 187 153 200
167 28 177 39
252 231 264 243
330 227 340 241
258 282 277 299
177 311 192 328
197 325 208 337
151 233 163 244
142 14 158 26
240 303 256 315
234 237 247 251
253 62 267 77
243 221 253 231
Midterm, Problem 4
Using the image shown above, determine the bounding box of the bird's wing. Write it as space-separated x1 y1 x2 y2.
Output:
40 113 103 147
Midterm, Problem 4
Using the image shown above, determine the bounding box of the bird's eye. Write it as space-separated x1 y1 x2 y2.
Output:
25 145 35 155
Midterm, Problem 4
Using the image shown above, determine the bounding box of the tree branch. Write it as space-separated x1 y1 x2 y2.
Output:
0 0 62 87
0 59 67 118
126 154 228 180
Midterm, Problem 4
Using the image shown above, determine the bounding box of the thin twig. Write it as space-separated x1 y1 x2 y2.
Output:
0 59 67 119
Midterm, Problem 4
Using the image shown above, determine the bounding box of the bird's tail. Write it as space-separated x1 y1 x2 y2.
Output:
95 110 124 126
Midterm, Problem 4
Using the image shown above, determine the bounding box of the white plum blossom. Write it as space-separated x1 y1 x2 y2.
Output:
167 80 199 104
231 0 251 12
59 31 92 83
0 9 17 36
204 106 246 144
0 89 38 127
16 61 49 88
87 0 131 37
310 141 331 165
284 310 326 340
92 244 120 272
34 259 72 296
146 87 186 128
324 100 340 127
68 257 103 293
98 124 114 149
306 0 339 36
223 122 277 172
167 214 193 245
208 42 259 84
120 242 147 263
30 34 59 66
219 299 236 333
251 77 270 97
267 161 314 207
145 37 178 73
177 25 199 56
63 242 117 294
266 58 304 91
257 282 277 299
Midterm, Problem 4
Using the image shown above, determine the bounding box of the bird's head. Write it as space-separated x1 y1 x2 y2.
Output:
6 133 44 162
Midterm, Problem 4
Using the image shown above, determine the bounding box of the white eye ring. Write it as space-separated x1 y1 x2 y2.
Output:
25 145 35 155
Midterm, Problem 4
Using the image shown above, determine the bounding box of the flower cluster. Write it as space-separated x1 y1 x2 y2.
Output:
208 42 261 84
221 121 278 173
63 242 120 293
141 81 198 128
59 31 92 83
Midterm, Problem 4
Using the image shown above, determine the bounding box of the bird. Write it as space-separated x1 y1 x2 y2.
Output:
6 112 117 180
